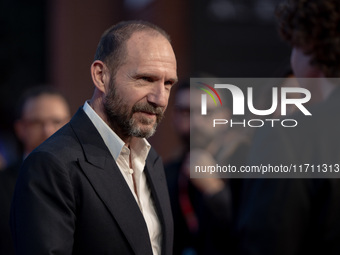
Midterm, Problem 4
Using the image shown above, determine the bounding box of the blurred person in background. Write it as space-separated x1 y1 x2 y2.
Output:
0 86 71 255
236 0 340 254
165 80 249 255
14 86 71 159
255 67 301 121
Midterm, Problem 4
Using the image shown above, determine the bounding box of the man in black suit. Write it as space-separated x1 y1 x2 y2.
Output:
11 20 177 255
236 1 340 254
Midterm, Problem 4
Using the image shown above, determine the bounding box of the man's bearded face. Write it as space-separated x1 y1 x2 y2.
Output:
103 79 165 139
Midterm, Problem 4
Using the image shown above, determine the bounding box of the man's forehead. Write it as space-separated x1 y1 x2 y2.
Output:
24 94 65 107
23 95 69 116
129 30 167 41
126 31 171 52
123 32 176 72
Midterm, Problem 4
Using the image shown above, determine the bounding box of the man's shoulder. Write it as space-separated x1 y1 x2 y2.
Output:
37 122 78 153
34 108 94 156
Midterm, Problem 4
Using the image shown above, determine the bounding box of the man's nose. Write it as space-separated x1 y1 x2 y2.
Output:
147 82 169 108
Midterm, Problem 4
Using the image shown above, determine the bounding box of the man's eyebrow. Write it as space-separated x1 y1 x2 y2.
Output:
170 78 179 85
134 73 178 84
133 73 156 79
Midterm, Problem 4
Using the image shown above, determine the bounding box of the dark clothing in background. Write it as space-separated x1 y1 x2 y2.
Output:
0 162 20 255
165 156 232 255
237 87 340 255
165 132 249 255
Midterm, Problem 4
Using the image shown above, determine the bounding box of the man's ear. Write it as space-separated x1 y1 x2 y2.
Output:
91 60 109 93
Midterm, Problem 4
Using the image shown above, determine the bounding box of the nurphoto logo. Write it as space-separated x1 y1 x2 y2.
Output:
196 79 312 128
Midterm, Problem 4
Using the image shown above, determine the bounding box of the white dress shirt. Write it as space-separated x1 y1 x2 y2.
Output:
83 101 162 255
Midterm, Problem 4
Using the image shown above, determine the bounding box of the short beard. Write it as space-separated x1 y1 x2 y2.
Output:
103 80 165 139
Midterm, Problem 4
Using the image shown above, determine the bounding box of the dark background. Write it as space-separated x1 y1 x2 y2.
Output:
0 0 290 161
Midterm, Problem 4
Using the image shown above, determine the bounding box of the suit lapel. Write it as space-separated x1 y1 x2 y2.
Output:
70 109 153 255
144 149 174 255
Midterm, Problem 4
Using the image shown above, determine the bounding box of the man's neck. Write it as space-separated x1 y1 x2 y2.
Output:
89 97 132 145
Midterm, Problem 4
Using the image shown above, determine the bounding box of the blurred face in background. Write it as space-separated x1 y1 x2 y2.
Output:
291 47 324 103
173 88 191 146
291 47 322 79
15 94 71 156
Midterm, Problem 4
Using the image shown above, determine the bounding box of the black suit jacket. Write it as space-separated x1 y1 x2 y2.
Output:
11 108 173 255
236 87 340 255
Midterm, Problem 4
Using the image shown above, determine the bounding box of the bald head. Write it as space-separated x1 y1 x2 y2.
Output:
94 20 171 79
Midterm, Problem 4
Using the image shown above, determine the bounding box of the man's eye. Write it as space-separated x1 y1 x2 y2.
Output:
165 84 172 91
165 80 173 86
141 76 153 82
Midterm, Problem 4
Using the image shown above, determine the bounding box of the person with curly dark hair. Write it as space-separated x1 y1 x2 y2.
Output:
277 0 340 78
277 0 340 103
235 0 340 255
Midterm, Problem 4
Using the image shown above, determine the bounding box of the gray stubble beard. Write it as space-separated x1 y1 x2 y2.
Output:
103 81 165 139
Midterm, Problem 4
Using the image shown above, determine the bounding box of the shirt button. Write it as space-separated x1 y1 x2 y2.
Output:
129 169 134 174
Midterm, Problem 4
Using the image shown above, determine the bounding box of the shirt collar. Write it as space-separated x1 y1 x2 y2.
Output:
83 101 151 161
